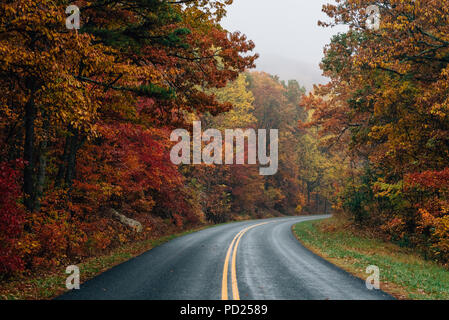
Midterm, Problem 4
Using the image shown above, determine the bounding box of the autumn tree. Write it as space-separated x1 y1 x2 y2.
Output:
303 0 449 259
0 0 257 274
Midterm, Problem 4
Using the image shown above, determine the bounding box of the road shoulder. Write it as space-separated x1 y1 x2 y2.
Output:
0 225 215 300
292 217 449 300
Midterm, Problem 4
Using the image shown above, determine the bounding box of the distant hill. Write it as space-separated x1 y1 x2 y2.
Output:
254 53 329 92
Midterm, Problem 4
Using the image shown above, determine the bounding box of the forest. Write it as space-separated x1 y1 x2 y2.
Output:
1 0 449 283
303 0 449 263
0 0 335 277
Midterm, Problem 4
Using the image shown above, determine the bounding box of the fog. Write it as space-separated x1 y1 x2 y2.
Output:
222 0 347 91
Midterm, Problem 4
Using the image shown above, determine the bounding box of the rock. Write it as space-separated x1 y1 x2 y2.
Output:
107 208 143 233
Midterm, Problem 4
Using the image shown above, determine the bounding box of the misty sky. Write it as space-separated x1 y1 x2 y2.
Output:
221 0 347 91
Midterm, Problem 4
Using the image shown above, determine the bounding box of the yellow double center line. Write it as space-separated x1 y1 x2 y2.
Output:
221 222 271 300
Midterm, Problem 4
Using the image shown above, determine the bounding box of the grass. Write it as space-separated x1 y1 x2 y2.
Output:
293 217 449 300
0 225 216 300
0 212 277 301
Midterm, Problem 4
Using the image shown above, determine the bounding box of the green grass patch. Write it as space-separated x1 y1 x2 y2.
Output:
293 217 449 300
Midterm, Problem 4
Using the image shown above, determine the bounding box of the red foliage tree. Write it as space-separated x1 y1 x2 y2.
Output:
0 160 25 274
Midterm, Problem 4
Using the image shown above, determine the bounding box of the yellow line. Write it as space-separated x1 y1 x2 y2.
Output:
222 222 271 300
230 230 246 300
221 229 244 300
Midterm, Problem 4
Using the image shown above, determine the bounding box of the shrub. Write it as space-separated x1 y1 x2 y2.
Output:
0 160 25 275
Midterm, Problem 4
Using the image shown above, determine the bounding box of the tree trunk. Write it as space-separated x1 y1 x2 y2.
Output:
23 94 36 211
56 135 71 187
34 116 49 211
306 182 311 206
65 131 79 187
64 129 86 188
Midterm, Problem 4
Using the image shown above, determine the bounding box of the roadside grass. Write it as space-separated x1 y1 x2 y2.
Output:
0 212 280 301
0 225 216 300
293 217 449 300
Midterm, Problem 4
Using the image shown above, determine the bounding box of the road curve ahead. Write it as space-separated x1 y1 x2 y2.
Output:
59 215 393 300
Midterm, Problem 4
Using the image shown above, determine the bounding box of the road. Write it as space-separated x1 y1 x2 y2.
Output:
59 215 393 300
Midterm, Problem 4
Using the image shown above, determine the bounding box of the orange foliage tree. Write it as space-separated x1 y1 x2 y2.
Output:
302 0 449 260
0 0 257 274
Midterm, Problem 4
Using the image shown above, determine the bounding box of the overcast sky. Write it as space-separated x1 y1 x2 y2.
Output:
221 0 347 91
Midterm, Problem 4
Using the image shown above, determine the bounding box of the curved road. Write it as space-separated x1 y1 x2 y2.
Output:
59 215 393 300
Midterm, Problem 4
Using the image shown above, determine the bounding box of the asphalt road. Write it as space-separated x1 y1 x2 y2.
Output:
59 215 393 300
